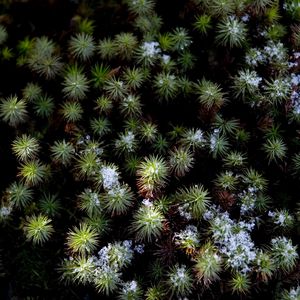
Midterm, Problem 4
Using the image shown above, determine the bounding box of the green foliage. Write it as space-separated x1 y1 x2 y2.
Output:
215 17 247 48
122 67 146 90
66 223 99 255
12 134 40 162
0 25 8 45
94 269 120 295
18 159 48 186
91 63 111 89
136 155 169 197
95 95 114 114
104 184 134 215
50 140 75 166
145 285 166 300
194 79 225 109
166 265 193 297
76 18 95 34
209 130 230 158
0 95 28 127
213 115 239 136
104 77 128 100
23 214 54 245
170 27 192 52
0 1 299 299
39 193 62 217
139 121 158 142
127 0 155 15
153 72 179 101
33 94 55 118
262 138 287 164
74 151 99 180
62 65 89 100
114 130 138 156
223 151 247 168
229 272 251 295
280 286 300 300
60 101 83 122
117 280 143 300
120 94 143 117
291 152 300 175
168 147 195 177
69 33 95 61
264 77 291 105
98 37 116 60
131 203 165 242
242 168 267 191
22 82 42 102
115 32 138 60
6 181 33 209
215 171 238 191
270 237 298 273
232 69 262 99
90 116 111 137
194 14 212 35
194 242 222 285
254 250 274 282
27 36 63 79
176 185 211 219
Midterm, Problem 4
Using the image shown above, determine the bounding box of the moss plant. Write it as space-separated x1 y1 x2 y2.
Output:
69 33 95 61
139 121 158 143
98 37 116 60
194 14 212 35
104 77 128 100
263 138 287 164
12 134 40 162
23 214 54 245
18 159 48 187
229 272 251 295
74 151 99 180
0 95 28 127
62 65 89 100
90 116 111 137
122 67 146 90
168 146 195 177
103 184 134 215
22 82 42 102
66 223 99 255
0 25 8 45
215 17 247 48
153 72 179 101
194 79 225 110
176 185 211 219
91 63 111 89
27 36 63 79
120 94 143 117
136 155 169 197
131 203 165 242
6 181 33 209
166 265 193 297
60 101 83 122
193 242 222 286
95 95 114 114
33 94 55 118
0 1 300 298
39 193 62 217
50 140 75 166
114 32 138 60
126 0 155 15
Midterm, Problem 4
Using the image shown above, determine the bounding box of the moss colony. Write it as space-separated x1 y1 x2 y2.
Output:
0 0 299 299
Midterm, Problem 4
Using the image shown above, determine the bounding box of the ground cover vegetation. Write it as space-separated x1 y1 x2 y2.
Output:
0 0 299 299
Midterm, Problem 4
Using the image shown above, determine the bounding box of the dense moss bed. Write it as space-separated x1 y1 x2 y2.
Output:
0 0 299 299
